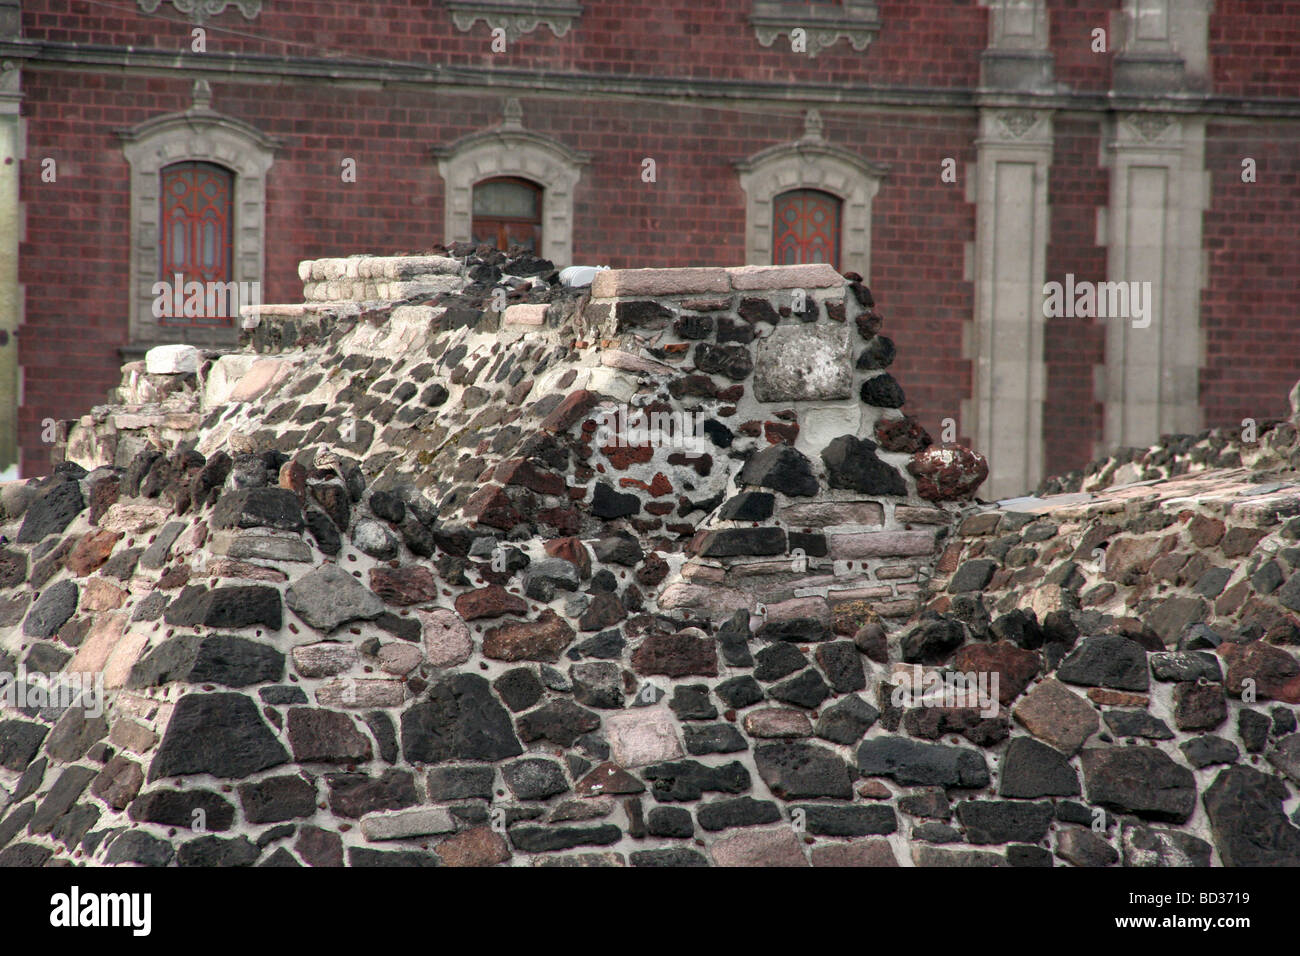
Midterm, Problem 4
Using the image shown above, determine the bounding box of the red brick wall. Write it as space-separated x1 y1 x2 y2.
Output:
1044 118 1108 478
1201 122 1300 430
1049 0 1119 93
1211 1 1300 98
22 0 986 88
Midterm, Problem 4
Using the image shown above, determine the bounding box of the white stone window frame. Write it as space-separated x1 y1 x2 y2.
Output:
735 133 887 281
119 107 277 348
434 125 589 268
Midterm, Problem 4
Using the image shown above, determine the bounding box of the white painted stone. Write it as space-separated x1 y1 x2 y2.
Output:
145 344 200 375
756 322 852 403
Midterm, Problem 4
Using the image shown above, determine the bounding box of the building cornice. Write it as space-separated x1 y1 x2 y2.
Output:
3 40 1300 120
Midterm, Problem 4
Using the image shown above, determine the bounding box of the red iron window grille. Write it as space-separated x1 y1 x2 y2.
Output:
472 177 543 253
772 188 841 270
159 161 235 327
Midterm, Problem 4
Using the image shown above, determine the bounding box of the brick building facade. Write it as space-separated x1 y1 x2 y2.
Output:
0 0 1297 494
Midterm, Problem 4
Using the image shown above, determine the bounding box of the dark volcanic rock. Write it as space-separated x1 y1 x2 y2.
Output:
164 585 283 631
631 632 717 677
1103 710 1174 740
508 824 621 853
1058 635 1150 691
718 492 775 521
211 487 304 532
503 757 570 800
955 801 1053 844
901 618 966 664
0 720 48 771
860 373 905 408
642 760 749 802
874 416 933 454
177 835 260 867
591 483 640 519
768 669 832 709
149 693 290 781
698 527 786 558
696 797 782 831
948 559 997 593
815 695 879 745
129 788 236 831
754 742 853 799
18 480 85 544
515 700 602 747
22 579 78 638
999 736 1080 798
820 435 907 496
1080 746 1196 823
1180 735 1239 769
129 633 284 689
1202 765 1300 865
737 444 819 497
326 769 418 818
401 673 523 763
694 343 753 381
287 708 374 763
856 737 990 788
238 774 318 823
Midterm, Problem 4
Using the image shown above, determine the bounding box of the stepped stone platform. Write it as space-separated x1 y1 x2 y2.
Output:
0 244 1297 867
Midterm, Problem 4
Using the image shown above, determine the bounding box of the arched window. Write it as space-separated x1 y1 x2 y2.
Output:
159 161 235 326
772 188 842 269
735 112 885 279
472 176 543 252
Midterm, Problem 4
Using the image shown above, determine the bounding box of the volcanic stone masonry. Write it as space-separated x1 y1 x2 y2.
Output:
0 244 1297 867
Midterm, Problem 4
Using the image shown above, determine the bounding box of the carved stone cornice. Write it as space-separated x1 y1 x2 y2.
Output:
444 1 583 40
137 0 262 22
750 0 880 58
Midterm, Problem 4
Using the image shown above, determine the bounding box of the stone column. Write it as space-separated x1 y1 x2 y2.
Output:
0 1 23 476
966 1 1054 499
1098 0 1213 452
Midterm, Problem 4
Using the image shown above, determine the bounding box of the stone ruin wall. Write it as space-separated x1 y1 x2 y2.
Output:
0 251 1297 868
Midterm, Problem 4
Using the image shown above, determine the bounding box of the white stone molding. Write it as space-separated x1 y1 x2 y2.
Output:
136 0 262 22
443 1 583 40
749 0 880 58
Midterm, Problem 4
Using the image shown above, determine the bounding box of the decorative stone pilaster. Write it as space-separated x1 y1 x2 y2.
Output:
977 0 1053 92
1097 112 1209 453
0 51 22 474
966 107 1054 500
1112 0 1215 94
